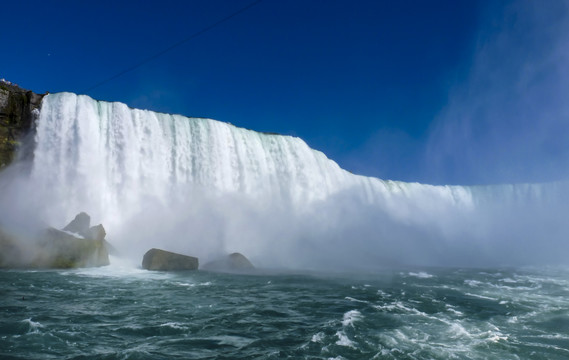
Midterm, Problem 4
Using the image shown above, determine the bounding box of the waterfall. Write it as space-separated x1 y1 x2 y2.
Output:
21 92 569 268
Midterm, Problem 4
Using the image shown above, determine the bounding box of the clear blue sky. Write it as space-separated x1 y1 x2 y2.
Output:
2 0 568 185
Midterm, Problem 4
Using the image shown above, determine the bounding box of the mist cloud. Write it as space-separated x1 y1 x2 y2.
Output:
426 0 569 185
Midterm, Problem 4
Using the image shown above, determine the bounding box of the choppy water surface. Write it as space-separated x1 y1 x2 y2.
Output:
1 265 569 359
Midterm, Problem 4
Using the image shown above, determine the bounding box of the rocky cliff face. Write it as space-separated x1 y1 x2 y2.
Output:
0 80 44 169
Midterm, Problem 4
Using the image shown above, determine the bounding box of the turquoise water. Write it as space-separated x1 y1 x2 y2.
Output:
1 264 569 359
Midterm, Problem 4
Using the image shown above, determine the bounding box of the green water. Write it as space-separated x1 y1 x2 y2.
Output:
1 264 568 359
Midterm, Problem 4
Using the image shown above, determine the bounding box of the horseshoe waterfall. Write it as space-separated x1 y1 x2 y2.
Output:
7 92 569 269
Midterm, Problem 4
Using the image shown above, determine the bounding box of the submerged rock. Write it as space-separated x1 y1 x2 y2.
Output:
142 248 199 271
201 252 255 273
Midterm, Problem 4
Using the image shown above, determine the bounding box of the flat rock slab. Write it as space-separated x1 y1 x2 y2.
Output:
142 248 198 271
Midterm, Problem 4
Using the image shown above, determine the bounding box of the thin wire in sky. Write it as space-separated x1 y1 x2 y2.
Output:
84 0 263 93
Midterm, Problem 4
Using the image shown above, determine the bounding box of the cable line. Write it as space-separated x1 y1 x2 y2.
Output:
84 0 263 93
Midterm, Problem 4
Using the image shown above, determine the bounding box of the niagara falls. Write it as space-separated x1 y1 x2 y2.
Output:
2 0 569 359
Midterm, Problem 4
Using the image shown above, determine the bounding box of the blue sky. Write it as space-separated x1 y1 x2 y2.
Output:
2 0 568 185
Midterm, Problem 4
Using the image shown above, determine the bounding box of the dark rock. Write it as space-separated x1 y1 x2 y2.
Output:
0 212 111 269
34 227 110 268
142 248 199 271
201 252 255 273
0 80 45 170
88 224 106 242
63 212 91 237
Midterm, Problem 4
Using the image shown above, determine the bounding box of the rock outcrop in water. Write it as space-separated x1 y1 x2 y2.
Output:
0 80 45 169
34 227 109 268
142 248 199 271
36 212 110 268
0 212 110 269
201 252 255 273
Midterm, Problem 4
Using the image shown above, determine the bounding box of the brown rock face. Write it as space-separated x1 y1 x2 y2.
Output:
0 80 45 169
142 248 199 271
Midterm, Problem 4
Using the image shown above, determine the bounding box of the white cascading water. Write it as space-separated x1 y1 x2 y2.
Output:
24 92 569 269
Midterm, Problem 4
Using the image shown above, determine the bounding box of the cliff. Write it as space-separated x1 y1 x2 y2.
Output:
0 80 45 169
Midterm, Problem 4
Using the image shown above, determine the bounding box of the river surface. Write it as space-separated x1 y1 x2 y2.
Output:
1 263 569 359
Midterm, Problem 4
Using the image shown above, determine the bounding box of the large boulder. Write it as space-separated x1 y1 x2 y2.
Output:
0 212 111 269
201 252 255 273
34 227 110 268
142 248 199 271
33 212 111 268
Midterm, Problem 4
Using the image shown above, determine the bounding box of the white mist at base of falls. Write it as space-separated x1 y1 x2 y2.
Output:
3 92 568 269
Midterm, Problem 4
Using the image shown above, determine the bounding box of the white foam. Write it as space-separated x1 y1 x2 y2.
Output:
345 296 369 304
69 256 172 280
335 331 355 348
311 332 325 343
22 318 43 334
464 279 483 287
448 322 472 339
445 304 464 316
159 322 187 330
342 310 362 327
408 271 434 279
465 293 497 301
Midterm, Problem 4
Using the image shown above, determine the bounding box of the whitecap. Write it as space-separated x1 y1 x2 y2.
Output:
160 322 187 330
464 279 483 287
345 296 369 304
209 335 254 347
311 332 325 343
342 310 362 327
335 331 355 348
408 271 434 279
448 322 471 339
22 318 43 334
445 304 464 316
465 292 497 301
